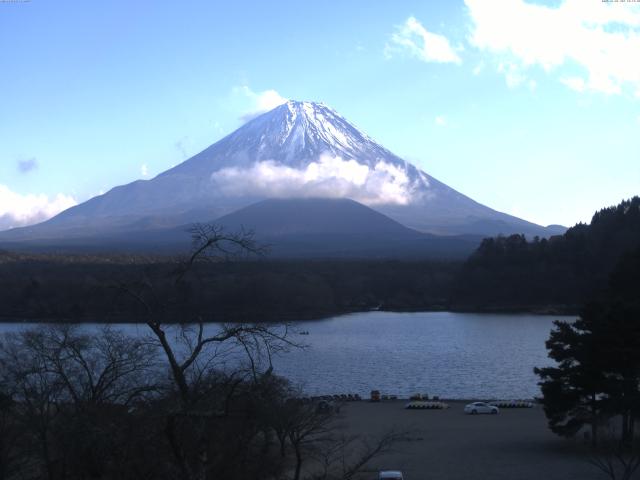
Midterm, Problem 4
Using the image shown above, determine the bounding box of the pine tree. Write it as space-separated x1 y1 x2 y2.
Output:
535 247 640 447
534 308 607 445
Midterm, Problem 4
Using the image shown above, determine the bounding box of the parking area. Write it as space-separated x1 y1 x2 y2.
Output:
338 400 602 480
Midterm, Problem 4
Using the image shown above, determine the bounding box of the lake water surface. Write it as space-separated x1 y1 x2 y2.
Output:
0 311 573 400
272 311 572 399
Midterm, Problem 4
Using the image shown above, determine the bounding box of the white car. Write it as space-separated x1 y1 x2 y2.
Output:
379 471 404 480
464 402 499 415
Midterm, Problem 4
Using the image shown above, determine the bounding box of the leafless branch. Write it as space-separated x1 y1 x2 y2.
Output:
173 223 268 284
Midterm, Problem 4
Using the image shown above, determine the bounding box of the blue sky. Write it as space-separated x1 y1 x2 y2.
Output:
1 0 639 229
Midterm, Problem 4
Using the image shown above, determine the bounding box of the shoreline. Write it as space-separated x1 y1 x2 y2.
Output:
0 306 579 324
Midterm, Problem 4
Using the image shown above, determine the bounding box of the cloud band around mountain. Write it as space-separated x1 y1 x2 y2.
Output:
210 154 422 206
0 185 77 231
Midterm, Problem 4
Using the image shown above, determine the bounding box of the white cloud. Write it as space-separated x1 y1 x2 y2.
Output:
141 164 149 177
560 76 587 93
0 185 77 231
435 116 447 126
210 155 422 206
466 0 640 95
386 16 462 64
498 61 527 88
235 86 288 122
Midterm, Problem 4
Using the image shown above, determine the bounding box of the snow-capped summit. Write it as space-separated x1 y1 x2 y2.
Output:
164 100 418 172
156 100 430 210
241 100 394 168
0 100 565 244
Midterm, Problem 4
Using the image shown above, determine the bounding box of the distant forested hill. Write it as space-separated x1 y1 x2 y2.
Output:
452 197 640 312
0 256 459 322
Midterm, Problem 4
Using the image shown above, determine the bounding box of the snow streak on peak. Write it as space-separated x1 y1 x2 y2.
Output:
263 100 387 166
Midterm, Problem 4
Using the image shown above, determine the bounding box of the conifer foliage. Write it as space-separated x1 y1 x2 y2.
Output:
535 246 640 447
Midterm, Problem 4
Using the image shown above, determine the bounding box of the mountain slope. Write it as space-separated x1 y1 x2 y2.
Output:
214 197 423 237
207 197 481 258
0 100 563 246
0 198 482 258
213 198 482 258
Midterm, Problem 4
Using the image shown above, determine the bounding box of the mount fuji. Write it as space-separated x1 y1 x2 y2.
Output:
0 100 564 254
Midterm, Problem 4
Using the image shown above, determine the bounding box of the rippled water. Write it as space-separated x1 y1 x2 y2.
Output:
272 311 572 399
0 311 573 399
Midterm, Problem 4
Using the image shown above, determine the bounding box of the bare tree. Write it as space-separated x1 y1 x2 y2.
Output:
275 398 408 480
286 403 336 480
19 325 157 407
119 224 295 404
178 223 267 279
309 430 409 480
0 390 27 480
0 324 159 480
0 328 67 480
116 224 300 480
0 225 405 480
589 424 640 480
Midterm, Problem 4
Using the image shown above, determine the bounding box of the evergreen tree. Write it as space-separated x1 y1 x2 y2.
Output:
534 307 607 445
455 196 640 310
598 248 640 446
535 247 640 446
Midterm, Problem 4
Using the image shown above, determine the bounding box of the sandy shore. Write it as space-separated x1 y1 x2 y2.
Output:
336 400 601 480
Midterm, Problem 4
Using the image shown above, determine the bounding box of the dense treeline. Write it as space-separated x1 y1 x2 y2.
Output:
0 253 459 322
3 197 640 322
452 197 640 312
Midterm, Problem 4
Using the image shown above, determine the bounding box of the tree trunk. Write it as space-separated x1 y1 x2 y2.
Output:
591 393 598 447
39 429 56 480
293 443 303 480
0 437 6 480
147 322 190 404
622 411 632 448
261 428 272 455
165 414 193 480
279 435 286 458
